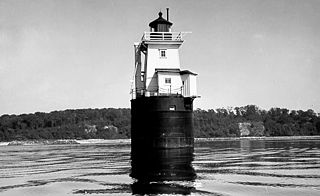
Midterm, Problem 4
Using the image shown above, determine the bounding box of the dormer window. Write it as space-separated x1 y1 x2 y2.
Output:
159 49 166 58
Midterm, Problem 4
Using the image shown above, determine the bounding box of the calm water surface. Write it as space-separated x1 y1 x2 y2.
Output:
0 139 319 196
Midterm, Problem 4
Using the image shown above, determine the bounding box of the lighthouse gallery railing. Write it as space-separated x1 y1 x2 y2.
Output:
142 32 190 41
131 86 192 100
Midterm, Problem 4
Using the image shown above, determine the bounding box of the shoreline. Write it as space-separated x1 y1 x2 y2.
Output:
195 135 320 142
0 135 319 146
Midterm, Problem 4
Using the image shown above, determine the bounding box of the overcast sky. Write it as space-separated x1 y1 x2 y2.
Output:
1 0 319 115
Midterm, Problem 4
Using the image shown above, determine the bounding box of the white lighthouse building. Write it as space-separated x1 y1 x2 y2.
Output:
132 10 197 99
130 10 198 181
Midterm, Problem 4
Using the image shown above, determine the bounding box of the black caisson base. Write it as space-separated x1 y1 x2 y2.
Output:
130 95 195 181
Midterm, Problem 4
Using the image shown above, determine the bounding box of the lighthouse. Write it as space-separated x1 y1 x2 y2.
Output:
130 9 197 182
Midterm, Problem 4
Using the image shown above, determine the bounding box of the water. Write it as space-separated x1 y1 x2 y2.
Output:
0 139 319 195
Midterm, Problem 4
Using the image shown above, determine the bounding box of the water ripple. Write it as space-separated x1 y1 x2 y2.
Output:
0 139 319 195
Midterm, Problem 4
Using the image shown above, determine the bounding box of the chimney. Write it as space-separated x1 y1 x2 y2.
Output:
166 8 169 21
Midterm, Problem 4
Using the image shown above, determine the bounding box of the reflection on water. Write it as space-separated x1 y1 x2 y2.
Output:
131 147 196 181
0 139 319 195
130 147 196 195
131 181 195 195
194 139 320 196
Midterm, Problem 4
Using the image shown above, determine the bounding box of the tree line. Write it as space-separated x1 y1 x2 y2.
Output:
193 105 320 137
0 108 131 141
0 105 319 141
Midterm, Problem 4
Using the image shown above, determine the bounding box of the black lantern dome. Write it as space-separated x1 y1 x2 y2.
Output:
149 11 173 32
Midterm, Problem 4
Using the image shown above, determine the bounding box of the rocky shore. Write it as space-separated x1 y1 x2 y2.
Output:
195 135 320 142
7 139 80 146
1 136 319 146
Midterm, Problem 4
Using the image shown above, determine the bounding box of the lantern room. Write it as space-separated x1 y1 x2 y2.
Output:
149 11 172 32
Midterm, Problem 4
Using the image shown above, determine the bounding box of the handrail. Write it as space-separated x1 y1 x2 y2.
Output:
142 32 191 41
131 86 185 99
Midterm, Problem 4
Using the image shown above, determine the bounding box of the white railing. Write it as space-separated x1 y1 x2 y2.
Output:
130 86 186 99
142 32 190 41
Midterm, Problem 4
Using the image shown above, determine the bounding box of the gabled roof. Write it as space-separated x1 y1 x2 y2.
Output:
155 68 197 76
149 12 173 28
155 68 180 73
180 70 198 76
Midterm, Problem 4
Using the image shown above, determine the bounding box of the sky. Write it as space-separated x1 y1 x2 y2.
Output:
1 0 319 115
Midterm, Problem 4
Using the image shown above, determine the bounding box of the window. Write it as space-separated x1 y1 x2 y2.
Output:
161 50 166 57
169 105 176 111
159 49 166 58
165 78 171 84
